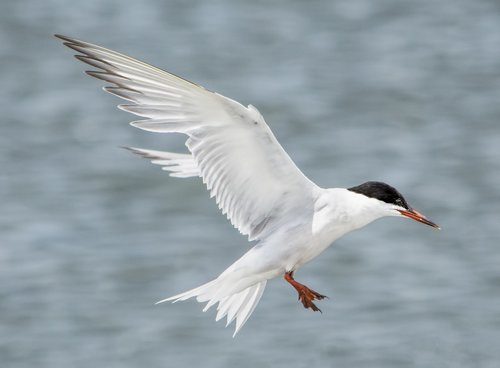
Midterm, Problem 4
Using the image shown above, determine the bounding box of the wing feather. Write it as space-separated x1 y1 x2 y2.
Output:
57 35 317 241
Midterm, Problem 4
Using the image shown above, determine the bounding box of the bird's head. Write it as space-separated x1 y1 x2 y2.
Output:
347 181 440 229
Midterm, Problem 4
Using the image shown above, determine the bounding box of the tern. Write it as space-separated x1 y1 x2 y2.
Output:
56 35 439 336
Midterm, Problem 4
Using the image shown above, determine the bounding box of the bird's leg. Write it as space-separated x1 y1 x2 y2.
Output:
284 271 327 312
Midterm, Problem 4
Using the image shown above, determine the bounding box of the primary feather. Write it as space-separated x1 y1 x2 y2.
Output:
56 34 316 241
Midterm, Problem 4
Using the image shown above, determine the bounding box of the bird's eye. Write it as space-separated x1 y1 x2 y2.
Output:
395 198 403 206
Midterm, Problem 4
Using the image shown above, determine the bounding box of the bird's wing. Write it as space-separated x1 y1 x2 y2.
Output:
57 35 317 241
124 147 200 178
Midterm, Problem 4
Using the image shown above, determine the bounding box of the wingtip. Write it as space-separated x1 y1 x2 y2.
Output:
121 146 151 159
120 145 136 152
155 297 177 305
54 34 77 44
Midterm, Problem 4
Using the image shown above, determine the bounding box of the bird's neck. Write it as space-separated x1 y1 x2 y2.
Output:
313 188 387 236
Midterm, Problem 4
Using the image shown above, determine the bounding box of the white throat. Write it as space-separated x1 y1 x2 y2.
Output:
313 187 394 237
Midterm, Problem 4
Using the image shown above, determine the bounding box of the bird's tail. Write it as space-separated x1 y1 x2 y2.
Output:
157 276 267 336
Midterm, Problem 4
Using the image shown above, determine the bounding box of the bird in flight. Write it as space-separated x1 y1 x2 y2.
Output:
56 35 439 336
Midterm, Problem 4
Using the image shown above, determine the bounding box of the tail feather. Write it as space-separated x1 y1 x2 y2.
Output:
233 281 266 335
159 278 267 336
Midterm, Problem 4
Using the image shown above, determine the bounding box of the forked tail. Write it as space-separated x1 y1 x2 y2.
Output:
158 278 267 336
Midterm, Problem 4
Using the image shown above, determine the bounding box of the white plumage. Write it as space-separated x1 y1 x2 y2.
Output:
57 35 438 337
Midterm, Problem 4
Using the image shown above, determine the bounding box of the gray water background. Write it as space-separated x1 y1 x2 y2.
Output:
1 0 500 367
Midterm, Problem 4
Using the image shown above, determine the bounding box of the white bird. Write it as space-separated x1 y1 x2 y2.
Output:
56 35 439 336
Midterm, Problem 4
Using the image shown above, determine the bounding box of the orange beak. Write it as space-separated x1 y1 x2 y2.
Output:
397 208 440 229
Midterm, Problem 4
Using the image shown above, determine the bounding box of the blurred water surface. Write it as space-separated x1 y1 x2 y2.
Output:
1 1 500 367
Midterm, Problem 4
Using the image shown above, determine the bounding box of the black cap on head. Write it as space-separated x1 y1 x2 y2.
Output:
347 181 410 209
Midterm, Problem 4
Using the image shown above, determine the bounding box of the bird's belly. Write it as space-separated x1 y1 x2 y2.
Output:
237 222 350 278
287 234 335 270
283 219 357 271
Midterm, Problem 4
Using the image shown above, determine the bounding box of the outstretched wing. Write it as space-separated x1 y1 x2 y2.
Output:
124 147 200 178
57 35 317 241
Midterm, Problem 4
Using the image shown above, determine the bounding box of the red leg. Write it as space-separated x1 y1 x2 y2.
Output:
284 271 327 312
